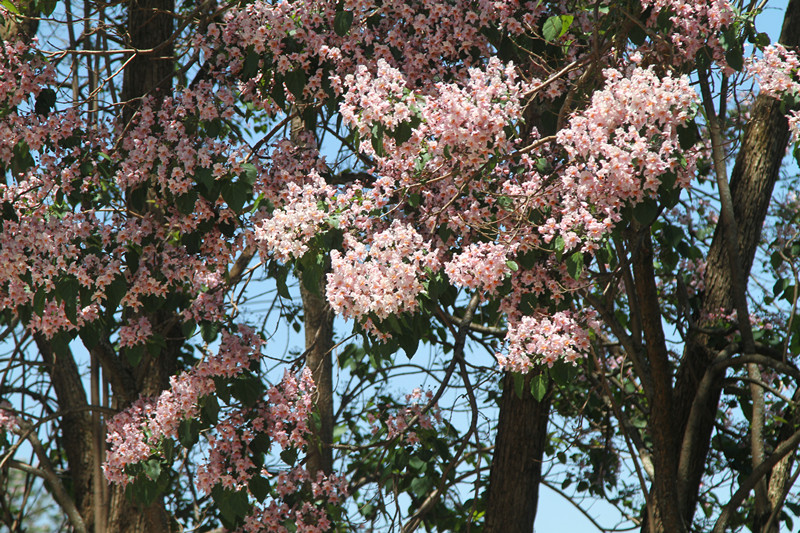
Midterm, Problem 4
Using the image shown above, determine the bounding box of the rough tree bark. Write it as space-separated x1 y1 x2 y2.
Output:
484 371 552 533
645 1 800 531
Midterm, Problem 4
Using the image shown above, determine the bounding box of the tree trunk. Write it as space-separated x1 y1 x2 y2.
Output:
290 111 335 478
36 338 96 531
484 371 551 533
100 0 177 530
654 1 800 531
300 279 335 476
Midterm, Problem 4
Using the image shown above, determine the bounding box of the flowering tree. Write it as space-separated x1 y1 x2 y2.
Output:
1 0 800 531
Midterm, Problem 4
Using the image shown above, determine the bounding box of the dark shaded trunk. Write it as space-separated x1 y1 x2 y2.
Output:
632 232 685 533
484 371 551 533
121 0 175 124
99 0 178 531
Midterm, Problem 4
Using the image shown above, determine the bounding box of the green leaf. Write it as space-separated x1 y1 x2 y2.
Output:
629 24 647 46
677 119 698 150
195 166 214 191
271 76 287 110
550 361 578 386
142 458 161 481
242 50 260 79
399 334 419 359
371 123 385 157
393 121 413 145
276 272 291 299
105 276 127 311
175 189 198 215
566 251 584 279
249 475 270 501
754 32 770 47
437 224 452 244
280 447 298 466
299 252 325 295
1 0 20 14
178 418 200 448
38 0 57 16
34 88 57 115
333 9 354 36
222 180 249 213
204 118 222 138
33 288 46 317
181 320 196 339
531 372 548 401
230 373 264 407
128 186 147 212
146 333 165 357
125 344 145 367
519 293 538 315
695 46 712 71
284 68 307 100
512 372 524 399
725 46 744 72
542 14 572 42
542 16 561 42
240 163 258 185
201 322 220 343
554 235 566 259
249 432 270 455
201 395 220 425
79 325 99 349
410 475 433 497
212 486 251 526
505 260 519 272
633 198 659 225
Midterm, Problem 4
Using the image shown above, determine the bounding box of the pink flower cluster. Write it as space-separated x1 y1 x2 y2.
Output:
118 317 153 348
555 67 700 235
0 402 17 433
640 0 735 66
243 469 347 533
253 173 335 263
748 44 800 143
0 39 54 111
194 366 317 493
444 242 513 296
199 0 533 111
496 310 597 372
326 222 441 323
340 57 526 177
104 326 264 485
0 45 247 339
370 388 441 446
748 44 800 95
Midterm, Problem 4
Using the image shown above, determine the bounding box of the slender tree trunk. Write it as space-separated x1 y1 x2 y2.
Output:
36 338 97 531
484 371 551 533
633 232 686 533
290 112 335 477
300 280 335 476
